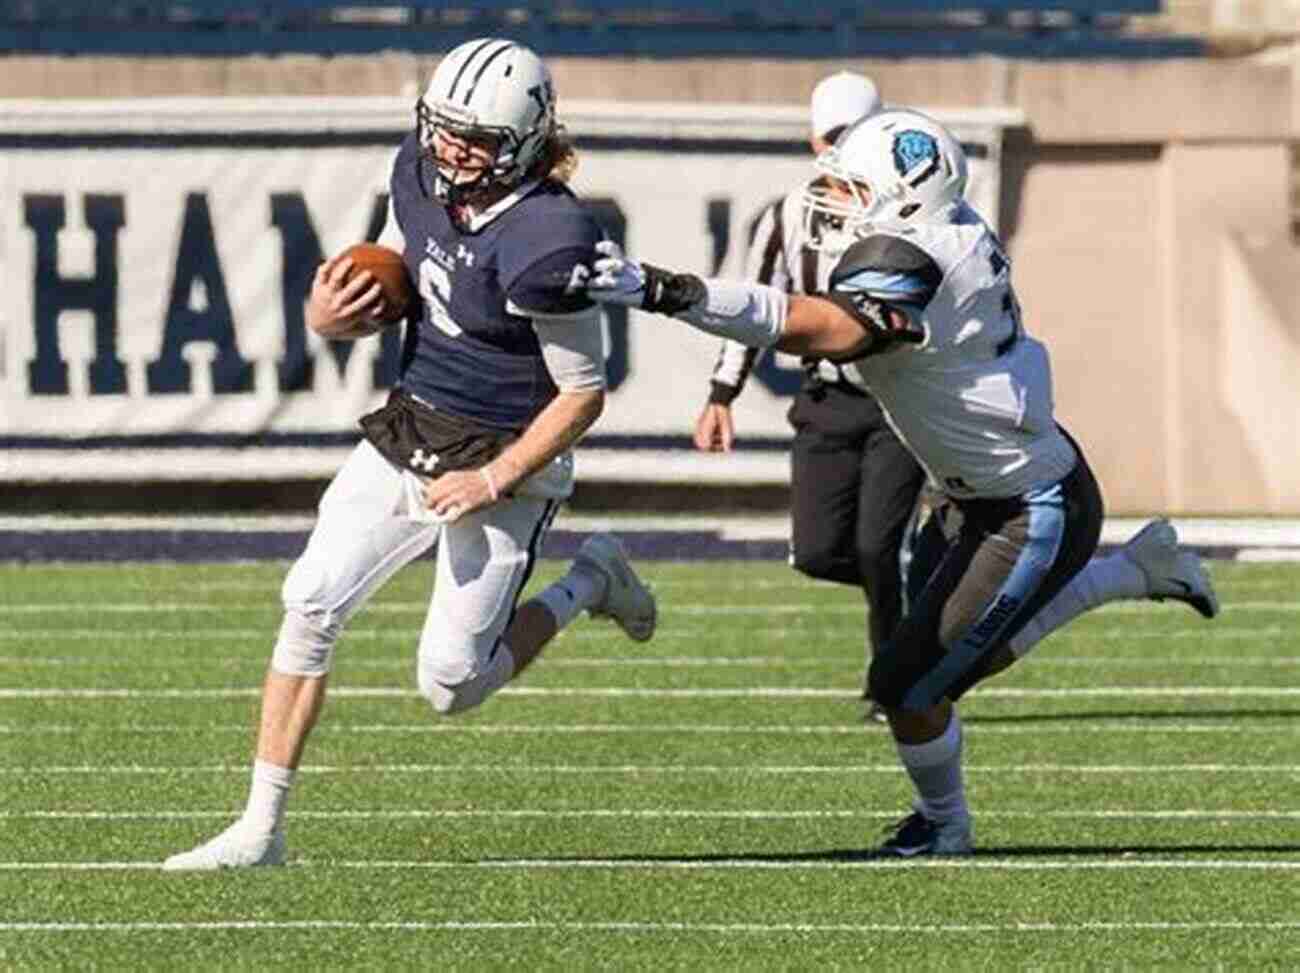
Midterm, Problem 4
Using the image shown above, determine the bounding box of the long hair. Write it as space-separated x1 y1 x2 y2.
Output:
532 124 579 184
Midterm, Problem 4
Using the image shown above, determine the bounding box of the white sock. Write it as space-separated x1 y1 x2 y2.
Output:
535 565 607 629
896 713 967 824
1009 553 1147 658
240 759 295 834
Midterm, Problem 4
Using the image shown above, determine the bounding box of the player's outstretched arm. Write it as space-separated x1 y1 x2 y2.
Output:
586 241 909 361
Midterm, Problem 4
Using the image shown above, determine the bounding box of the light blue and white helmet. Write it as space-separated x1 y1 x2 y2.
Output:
802 109 968 250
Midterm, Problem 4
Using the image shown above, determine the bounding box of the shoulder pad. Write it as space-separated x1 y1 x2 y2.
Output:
830 233 943 306
832 234 941 288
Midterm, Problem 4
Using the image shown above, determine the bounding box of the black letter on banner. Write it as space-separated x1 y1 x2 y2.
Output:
706 197 730 275
364 194 403 390
581 198 627 392
24 194 127 396
147 193 252 395
270 192 326 393
271 192 400 392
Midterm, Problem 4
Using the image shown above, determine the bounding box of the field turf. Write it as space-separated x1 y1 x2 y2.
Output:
1 558 1297 968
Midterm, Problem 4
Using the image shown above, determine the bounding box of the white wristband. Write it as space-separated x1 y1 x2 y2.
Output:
480 465 500 502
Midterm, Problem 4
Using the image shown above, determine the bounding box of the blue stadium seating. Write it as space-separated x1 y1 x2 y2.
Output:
0 2 1201 59
2 1 1168 13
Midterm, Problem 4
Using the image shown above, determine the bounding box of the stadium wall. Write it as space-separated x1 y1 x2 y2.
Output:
0 54 1296 515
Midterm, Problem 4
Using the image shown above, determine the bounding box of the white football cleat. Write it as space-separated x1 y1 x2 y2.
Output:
162 821 287 871
1121 518 1219 619
574 533 657 642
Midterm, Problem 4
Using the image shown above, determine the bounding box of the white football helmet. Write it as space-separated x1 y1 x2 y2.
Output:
802 109 968 250
416 38 556 204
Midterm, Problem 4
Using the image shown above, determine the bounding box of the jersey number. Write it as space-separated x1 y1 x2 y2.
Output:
988 246 1023 340
418 259 462 337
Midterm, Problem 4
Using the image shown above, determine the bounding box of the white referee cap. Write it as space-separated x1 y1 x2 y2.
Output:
810 71 882 140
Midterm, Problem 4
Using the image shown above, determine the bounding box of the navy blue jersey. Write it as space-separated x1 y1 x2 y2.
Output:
388 133 603 431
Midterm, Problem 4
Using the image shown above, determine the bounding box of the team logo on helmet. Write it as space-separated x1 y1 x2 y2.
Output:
892 130 941 188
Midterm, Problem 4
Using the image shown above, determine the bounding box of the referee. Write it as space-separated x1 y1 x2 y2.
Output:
692 72 925 722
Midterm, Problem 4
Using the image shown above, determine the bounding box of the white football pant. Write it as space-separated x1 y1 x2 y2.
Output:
272 440 569 713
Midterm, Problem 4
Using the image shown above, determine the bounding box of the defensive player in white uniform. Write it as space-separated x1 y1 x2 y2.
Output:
164 39 656 870
587 109 1217 856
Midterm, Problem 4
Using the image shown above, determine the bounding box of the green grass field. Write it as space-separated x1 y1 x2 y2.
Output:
2 558 1298 968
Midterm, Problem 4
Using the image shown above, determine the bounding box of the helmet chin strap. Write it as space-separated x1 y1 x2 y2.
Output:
430 145 528 208
427 153 499 206
436 172 520 226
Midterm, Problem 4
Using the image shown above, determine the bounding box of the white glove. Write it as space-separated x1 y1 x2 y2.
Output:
586 240 647 307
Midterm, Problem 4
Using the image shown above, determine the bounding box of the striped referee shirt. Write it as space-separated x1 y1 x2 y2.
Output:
707 183 851 404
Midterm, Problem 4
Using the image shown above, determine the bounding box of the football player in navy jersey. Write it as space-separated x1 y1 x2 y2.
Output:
587 109 1218 857
164 39 656 870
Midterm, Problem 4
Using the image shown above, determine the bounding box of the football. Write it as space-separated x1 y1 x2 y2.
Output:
339 242 414 323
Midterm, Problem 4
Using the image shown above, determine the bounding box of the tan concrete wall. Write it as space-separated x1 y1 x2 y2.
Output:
2 52 1297 513
1221 233 1300 514
999 143 1170 511
10 53 1295 134
1162 143 1296 513
998 135 1300 514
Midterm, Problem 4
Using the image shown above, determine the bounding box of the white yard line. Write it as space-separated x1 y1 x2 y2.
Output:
0 860 1297 874
7 578 1295 595
519 685 1300 698
4 686 1299 700
1 918 1299 933
4 763 1299 776
0 601 1297 614
2 722 1296 736
6 653 1300 668
2 918 1298 934
6 808 1299 821
0 626 1289 642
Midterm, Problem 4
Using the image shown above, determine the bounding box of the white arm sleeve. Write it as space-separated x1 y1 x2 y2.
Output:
676 278 788 349
510 301 607 391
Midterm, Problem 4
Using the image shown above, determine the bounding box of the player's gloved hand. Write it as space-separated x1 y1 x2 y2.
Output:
587 241 704 314
587 240 648 307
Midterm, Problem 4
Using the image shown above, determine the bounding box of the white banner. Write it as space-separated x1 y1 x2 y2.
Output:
0 98 1020 482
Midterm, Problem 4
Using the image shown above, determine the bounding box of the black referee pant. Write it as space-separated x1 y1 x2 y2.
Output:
787 379 925 670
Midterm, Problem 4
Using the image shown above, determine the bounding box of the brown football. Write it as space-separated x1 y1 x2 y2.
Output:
339 243 414 323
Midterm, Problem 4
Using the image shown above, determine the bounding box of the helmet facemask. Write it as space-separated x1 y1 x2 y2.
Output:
798 177 847 257
800 157 884 256
417 100 545 206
